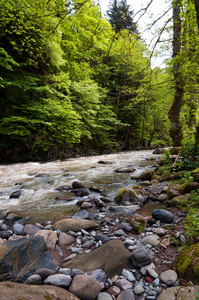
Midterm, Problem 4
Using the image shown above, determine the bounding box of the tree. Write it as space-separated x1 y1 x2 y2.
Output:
107 0 137 33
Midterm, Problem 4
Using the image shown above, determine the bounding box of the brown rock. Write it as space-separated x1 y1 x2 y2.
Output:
183 182 199 194
35 230 58 250
69 274 101 300
129 215 147 233
58 232 76 247
63 240 132 278
53 218 97 232
0 282 80 300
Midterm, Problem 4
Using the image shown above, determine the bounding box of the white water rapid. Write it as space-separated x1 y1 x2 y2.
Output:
0 150 159 223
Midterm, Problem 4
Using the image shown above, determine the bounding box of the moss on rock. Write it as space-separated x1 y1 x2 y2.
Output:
175 243 199 283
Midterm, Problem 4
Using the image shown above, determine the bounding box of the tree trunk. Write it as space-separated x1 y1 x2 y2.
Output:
169 0 184 147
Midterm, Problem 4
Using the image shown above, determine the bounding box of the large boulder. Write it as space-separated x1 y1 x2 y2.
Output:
53 218 97 232
69 274 101 300
157 285 199 300
0 236 58 282
167 184 182 199
115 186 148 205
175 243 199 283
35 230 58 250
152 209 175 224
0 282 80 300
63 240 132 278
139 170 154 181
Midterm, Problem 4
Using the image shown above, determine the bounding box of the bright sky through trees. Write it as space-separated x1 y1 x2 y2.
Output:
98 0 172 66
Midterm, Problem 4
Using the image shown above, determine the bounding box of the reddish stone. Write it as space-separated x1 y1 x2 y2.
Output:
145 277 153 283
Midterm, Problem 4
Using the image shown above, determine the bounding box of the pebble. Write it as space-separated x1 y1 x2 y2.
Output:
122 269 136 282
97 292 112 300
44 274 72 287
115 278 133 290
64 253 76 261
134 284 145 295
59 268 71 275
24 274 42 285
152 278 159 287
114 229 127 236
160 269 178 286
147 268 158 279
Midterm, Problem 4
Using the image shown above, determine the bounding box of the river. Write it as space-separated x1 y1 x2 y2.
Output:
0 150 159 223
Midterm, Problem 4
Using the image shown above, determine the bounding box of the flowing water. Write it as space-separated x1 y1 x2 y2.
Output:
0 150 160 223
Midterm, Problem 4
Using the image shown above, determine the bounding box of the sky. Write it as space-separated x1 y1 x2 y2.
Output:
97 0 172 67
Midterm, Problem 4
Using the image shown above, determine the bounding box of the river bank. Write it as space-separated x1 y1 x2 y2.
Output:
0 149 198 299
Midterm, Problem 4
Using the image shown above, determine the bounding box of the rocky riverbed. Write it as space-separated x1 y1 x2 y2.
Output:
0 153 199 300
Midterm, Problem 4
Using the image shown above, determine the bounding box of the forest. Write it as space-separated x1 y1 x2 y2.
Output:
0 0 199 161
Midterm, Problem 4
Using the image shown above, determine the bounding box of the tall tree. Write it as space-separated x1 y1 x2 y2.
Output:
169 0 184 146
107 0 137 33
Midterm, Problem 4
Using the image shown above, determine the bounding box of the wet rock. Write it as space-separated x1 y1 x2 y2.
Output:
114 167 136 173
129 215 147 233
160 269 177 286
72 181 86 189
58 232 76 247
183 182 199 194
73 188 90 197
140 170 154 181
4 212 22 228
117 289 135 300
100 196 112 203
131 246 154 268
69 274 101 300
153 148 165 154
142 234 161 247
35 230 57 250
9 190 21 199
63 240 132 278
24 274 42 285
81 202 93 209
72 210 91 220
12 223 24 235
53 218 97 232
112 205 140 214
35 268 56 279
152 209 175 223
56 185 72 191
115 186 148 205
0 282 80 300
95 199 106 208
22 224 41 236
0 236 58 282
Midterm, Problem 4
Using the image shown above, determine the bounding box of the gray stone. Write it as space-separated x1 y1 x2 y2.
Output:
69 274 101 300
44 274 72 287
131 246 154 268
158 194 168 202
97 292 112 300
134 284 145 295
142 234 161 247
22 224 41 235
152 209 175 224
148 268 158 278
35 268 56 279
117 222 133 232
115 278 133 290
160 269 178 286
114 229 127 236
12 223 24 235
91 269 107 283
152 228 166 236
24 274 42 285
72 210 91 219
82 240 95 248
122 269 136 282
0 236 58 282
117 289 135 300
71 269 84 276
59 268 71 275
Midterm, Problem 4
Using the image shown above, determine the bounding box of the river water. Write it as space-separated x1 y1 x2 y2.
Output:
0 150 159 223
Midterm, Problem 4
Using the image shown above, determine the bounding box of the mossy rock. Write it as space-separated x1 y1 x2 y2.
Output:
128 215 147 233
191 169 199 182
167 184 182 199
168 194 189 207
115 186 148 205
175 243 199 283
